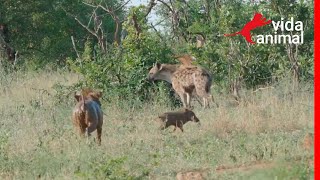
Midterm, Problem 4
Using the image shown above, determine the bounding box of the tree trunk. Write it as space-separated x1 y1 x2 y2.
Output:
286 42 300 86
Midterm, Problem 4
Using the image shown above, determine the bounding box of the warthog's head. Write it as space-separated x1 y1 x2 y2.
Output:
147 63 162 82
184 108 200 123
74 89 103 106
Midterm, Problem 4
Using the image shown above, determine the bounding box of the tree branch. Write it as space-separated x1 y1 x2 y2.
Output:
62 7 98 38
97 5 121 45
114 0 131 12
157 0 174 12
71 36 80 59
144 0 157 18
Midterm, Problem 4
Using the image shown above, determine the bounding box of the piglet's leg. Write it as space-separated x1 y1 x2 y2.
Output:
178 121 184 132
173 126 177 132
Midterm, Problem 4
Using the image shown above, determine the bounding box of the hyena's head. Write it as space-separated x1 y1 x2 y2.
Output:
148 63 176 83
148 62 163 82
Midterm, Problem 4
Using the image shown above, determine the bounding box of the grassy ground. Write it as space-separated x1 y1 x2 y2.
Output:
0 69 314 179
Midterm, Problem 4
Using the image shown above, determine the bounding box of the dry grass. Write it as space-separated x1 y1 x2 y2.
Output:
0 70 314 179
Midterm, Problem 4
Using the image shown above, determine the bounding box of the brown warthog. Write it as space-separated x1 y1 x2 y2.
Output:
72 89 103 145
157 108 200 132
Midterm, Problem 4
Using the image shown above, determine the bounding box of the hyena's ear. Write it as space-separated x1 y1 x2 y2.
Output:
74 92 81 102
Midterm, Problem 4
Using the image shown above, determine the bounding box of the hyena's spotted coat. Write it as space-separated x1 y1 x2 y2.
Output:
148 63 217 108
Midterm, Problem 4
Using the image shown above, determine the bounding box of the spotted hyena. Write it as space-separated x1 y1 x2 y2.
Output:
148 63 217 108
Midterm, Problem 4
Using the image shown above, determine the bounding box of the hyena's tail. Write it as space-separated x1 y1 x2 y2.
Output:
205 75 212 94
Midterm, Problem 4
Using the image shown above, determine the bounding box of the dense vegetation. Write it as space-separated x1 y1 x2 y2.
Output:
0 0 314 102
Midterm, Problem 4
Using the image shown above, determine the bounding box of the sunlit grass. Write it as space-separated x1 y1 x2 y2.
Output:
0 69 313 179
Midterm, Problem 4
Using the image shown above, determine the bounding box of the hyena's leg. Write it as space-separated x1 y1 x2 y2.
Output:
205 94 218 108
195 86 214 109
196 92 210 109
203 95 217 109
210 95 219 107
194 95 203 106
186 93 192 108
178 92 187 108
203 97 208 109
195 84 209 108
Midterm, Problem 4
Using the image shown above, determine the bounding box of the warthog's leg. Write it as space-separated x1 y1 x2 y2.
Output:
160 123 166 130
97 126 102 145
173 126 177 132
172 120 178 132
86 121 98 136
78 126 86 137
178 121 184 132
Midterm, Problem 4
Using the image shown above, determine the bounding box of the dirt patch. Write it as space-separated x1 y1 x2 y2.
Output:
302 132 314 151
215 161 275 174
176 169 208 180
215 156 314 174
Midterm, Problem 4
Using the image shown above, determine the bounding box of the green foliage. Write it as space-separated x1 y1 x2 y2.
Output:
0 0 79 63
0 0 314 102
68 6 174 104
156 0 313 89
0 0 126 66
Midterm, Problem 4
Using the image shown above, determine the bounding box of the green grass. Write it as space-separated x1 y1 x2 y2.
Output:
0 69 313 179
